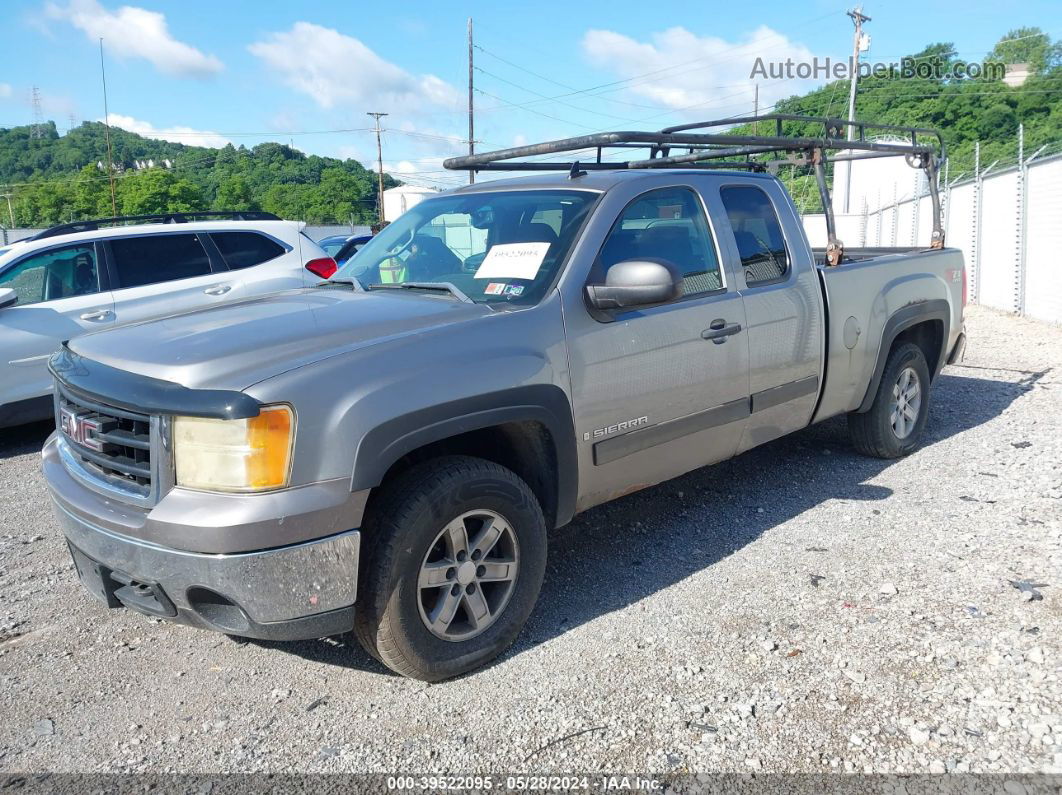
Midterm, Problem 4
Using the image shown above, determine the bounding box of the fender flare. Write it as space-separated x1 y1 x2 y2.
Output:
351 384 578 528
856 298 951 413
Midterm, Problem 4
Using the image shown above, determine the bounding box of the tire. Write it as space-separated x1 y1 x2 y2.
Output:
848 342 932 459
353 455 547 681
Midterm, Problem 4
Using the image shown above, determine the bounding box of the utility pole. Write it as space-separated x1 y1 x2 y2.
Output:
0 192 14 229
367 112 388 224
468 17 475 185
753 83 759 136
841 7 871 213
99 38 117 217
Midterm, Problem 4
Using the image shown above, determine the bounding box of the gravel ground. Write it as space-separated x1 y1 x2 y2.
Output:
0 305 1059 777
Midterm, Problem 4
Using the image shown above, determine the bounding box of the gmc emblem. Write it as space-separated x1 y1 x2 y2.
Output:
60 407 112 452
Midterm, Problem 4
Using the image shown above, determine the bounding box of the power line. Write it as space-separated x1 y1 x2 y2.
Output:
473 8 845 106
475 65 641 123
474 44 671 111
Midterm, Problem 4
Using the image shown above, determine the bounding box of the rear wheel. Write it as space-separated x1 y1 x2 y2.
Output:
354 455 547 681
848 342 932 459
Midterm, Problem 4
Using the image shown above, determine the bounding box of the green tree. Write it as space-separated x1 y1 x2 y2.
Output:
72 164 111 218
116 168 206 215
214 174 258 211
990 27 1062 74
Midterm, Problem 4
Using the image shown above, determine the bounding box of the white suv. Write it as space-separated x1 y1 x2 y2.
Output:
0 212 338 427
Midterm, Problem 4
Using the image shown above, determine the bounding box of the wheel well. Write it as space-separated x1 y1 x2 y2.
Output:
367 421 560 528
893 319 945 379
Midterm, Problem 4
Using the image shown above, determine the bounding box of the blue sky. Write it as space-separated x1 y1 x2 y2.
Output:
1 0 1058 188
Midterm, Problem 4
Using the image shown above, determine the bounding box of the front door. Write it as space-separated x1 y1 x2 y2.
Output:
564 184 750 512
0 241 114 413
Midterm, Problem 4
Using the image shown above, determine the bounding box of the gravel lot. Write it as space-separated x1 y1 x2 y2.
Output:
0 305 1059 777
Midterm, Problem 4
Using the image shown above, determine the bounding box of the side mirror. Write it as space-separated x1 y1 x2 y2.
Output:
585 258 683 311
0 288 17 310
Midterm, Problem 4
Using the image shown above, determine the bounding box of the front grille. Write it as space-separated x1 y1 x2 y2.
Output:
57 386 154 500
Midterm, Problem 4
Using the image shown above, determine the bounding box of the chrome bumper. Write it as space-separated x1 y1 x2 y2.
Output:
43 434 360 639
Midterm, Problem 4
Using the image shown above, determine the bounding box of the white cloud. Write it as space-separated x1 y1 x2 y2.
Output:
45 0 222 78
582 26 821 117
248 22 460 111
0 83 11 99
106 114 231 148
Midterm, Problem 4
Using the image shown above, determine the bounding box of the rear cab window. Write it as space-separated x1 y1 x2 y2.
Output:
719 185 790 286
108 234 212 289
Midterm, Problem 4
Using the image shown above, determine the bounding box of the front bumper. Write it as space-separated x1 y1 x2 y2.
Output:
43 434 360 640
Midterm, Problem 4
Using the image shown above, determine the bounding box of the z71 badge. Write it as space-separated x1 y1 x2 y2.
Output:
583 416 648 442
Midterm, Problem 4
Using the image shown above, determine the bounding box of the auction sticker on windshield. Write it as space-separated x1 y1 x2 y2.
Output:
474 242 551 280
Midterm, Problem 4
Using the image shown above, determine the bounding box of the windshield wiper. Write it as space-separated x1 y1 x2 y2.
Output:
368 281 474 303
315 276 364 291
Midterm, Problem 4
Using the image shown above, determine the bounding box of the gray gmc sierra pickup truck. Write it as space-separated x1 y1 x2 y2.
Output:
41 117 966 680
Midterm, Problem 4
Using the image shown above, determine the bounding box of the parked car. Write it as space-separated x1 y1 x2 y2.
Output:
333 234 373 265
317 234 354 257
0 211 337 427
42 118 966 681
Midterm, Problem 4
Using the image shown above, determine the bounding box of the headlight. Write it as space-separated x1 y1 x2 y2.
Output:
173 405 294 493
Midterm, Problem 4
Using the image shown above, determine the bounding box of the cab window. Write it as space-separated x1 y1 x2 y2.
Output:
720 186 790 286
596 187 723 296
0 244 100 306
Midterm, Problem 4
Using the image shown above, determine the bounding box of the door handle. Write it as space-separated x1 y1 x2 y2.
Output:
701 320 742 343
79 309 112 321
204 285 232 296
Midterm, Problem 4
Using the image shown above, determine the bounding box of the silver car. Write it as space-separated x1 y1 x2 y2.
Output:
0 215 335 427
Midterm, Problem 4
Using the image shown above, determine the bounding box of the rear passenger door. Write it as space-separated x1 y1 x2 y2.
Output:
206 231 301 293
105 232 242 328
715 181 823 452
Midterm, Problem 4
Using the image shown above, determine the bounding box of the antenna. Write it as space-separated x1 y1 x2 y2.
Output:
99 38 117 216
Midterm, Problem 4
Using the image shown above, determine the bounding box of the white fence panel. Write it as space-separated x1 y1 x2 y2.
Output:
1025 157 1062 323
978 170 1020 313
945 183 975 294
796 149 1062 323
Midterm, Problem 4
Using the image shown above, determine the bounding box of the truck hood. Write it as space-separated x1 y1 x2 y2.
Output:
68 287 493 390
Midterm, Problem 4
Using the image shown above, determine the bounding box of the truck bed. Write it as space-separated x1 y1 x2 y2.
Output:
811 246 966 424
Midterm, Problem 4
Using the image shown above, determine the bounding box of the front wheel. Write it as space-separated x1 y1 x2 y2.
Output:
848 342 932 459
354 455 547 681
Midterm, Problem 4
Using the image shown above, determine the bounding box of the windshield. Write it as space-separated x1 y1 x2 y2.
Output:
333 189 598 305
319 239 346 256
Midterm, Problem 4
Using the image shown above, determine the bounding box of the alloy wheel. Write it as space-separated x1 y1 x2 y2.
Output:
416 509 520 642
